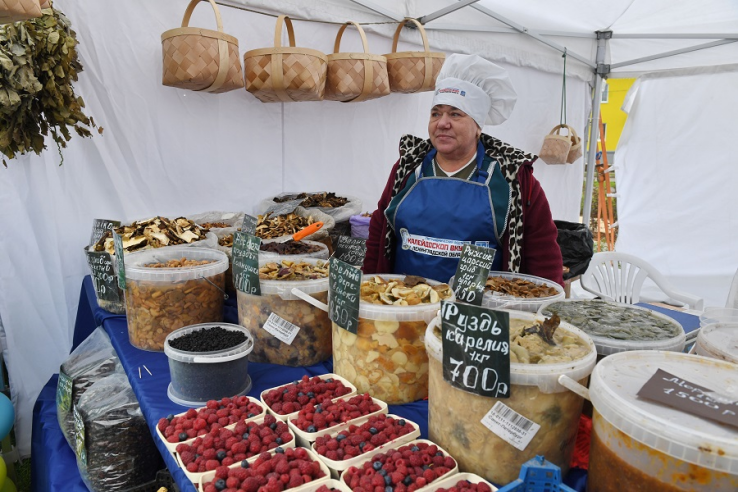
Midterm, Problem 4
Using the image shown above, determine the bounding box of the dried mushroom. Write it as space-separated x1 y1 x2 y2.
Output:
360 275 452 306
93 216 208 255
259 239 323 255
199 222 231 229
485 276 558 298
144 258 213 269
523 314 560 346
256 213 318 240
273 192 348 208
259 260 329 281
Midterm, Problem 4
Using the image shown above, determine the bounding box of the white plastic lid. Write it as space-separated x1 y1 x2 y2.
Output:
425 310 597 394
538 299 686 356
695 322 738 364
124 246 228 281
359 274 455 322
259 239 329 260
164 323 254 363
258 257 329 299
589 350 738 473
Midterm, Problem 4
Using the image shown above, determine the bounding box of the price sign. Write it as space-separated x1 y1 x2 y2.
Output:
328 257 361 334
333 236 367 267
85 249 121 302
56 371 73 412
89 218 120 246
452 244 496 306
232 231 261 295
112 232 126 290
440 300 510 398
241 214 258 236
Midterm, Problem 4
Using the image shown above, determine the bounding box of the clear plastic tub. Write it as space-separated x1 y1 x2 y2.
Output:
425 311 596 484
588 351 738 491
694 322 738 363
332 274 453 405
464 271 564 313
699 307 738 327
422 472 498 492
259 239 330 260
538 299 686 356
237 258 331 366
164 323 253 406
123 246 228 351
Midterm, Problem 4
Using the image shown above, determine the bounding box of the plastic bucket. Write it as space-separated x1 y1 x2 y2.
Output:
124 246 228 351
332 274 454 404
425 310 596 484
472 271 564 313
694 322 738 363
699 307 738 327
164 322 253 406
588 351 738 491
237 258 331 366
259 239 330 260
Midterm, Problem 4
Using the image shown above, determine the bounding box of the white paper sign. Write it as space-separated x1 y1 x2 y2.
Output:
263 313 300 345
481 401 540 451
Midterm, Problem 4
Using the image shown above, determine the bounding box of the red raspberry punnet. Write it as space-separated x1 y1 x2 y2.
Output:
263 375 352 415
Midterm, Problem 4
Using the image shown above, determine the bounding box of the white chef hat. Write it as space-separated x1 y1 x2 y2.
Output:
432 54 517 128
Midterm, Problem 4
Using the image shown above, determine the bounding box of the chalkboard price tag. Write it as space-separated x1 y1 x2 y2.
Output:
242 214 258 236
85 249 121 302
232 231 261 295
89 218 120 246
440 300 510 398
328 257 361 334
333 236 367 267
112 232 126 290
452 244 496 306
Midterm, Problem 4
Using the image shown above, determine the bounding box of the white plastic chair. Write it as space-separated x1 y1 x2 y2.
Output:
581 252 704 309
726 267 738 308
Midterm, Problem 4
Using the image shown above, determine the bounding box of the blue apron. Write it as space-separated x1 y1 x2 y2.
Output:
386 142 509 283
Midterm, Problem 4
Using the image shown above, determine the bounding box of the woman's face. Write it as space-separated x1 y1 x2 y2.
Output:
428 105 480 161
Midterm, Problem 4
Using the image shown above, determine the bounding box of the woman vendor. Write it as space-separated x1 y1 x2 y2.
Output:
363 54 564 286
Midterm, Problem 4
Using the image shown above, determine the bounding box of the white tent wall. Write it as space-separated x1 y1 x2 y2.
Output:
0 0 588 456
614 68 738 308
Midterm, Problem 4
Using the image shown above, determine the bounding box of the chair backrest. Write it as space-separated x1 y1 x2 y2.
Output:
581 252 654 304
727 267 738 308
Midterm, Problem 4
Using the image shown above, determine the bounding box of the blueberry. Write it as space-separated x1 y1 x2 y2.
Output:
315 406 323 414
298 392 305 397
369 427 378 435
435 452 444 456
422 465 430 470
411 446 420 452
398 419 406 426
276 438 283 445
166 413 174 421
403 476 413 486
270 423 277 430
275 447 284 454
359 442 366 450
307 425 317 433
336 434 346 442
178 432 188 442
385 487 393 492
216 450 227 461
384 475 392 485
215 478 227 491
307 392 315 398
379 469 387 476
247 413 255 418
242 432 250 440
294 381 300 385
326 378 334 383
373 461 382 471
219 405 225 409
241 460 250 468
195 454 200 459
283 389 289 394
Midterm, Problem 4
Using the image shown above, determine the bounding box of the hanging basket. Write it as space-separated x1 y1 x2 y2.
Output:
567 127 583 163
383 18 445 94
0 0 42 24
161 0 244 93
243 15 327 103
539 124 574 165
325 21 390 103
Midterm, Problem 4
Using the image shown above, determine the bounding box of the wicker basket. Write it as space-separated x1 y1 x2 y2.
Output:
0 0 41 24
325 21 390 103
161 0 244 93
384 18 445 94
566 127 583 163
243 15 327 103
539 124 574 165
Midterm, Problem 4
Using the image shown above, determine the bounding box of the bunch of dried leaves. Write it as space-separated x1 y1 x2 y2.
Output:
0 4 101 167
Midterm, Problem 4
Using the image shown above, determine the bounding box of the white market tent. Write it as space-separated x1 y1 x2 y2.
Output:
1 0 736 456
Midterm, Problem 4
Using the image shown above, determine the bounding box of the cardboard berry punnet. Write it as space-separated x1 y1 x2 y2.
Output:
260 373 357 422
420 472 498 492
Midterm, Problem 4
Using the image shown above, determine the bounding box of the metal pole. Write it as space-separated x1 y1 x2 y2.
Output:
582 33 610 225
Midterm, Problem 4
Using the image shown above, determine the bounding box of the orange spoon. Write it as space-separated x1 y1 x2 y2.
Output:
291 221 323 242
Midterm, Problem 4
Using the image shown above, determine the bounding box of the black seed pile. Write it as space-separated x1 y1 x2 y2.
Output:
169 326 247 352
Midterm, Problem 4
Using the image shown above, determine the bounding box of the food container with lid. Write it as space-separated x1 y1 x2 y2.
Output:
699 307 738 327
332 274 454 405
164 322 253 406
587 350 738 491
123 246 228 351
694 322 738 363
538 299 686 356
237 258 331 366
425 310 596 484
467 271 564 313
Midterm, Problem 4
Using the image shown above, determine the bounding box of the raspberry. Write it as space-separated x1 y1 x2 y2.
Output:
423 469 436 483
242 477 259 492
205 459 220 471
288 475 304 488
186 462 198 473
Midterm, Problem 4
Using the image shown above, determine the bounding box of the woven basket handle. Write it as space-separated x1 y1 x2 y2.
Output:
550 124 573 137
333 21 370 54
391 18 430 53
181 0 223 32
274 15 297 48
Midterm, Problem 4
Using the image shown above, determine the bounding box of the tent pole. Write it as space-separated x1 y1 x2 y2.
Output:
582 32 609 226
611 39 738 69
418 0 481 24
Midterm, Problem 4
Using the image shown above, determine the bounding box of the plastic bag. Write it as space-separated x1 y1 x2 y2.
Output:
258 192 362 224
259 206 335 242
554 220 594 279
75 374 160 492
349 214 371 239
57 328 123 448
188 211 244 230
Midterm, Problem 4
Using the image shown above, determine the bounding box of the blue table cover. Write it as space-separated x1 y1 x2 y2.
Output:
37 278 713 492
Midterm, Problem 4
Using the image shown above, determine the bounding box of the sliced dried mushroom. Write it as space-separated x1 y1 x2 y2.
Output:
485 276 559 298
93 216 208 255
256 213 318 240
258 260 329 281
199 222 231 229
273 192 348 208
360 275 452 305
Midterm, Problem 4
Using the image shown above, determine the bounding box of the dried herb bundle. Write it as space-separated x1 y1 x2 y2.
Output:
0 4 101 167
